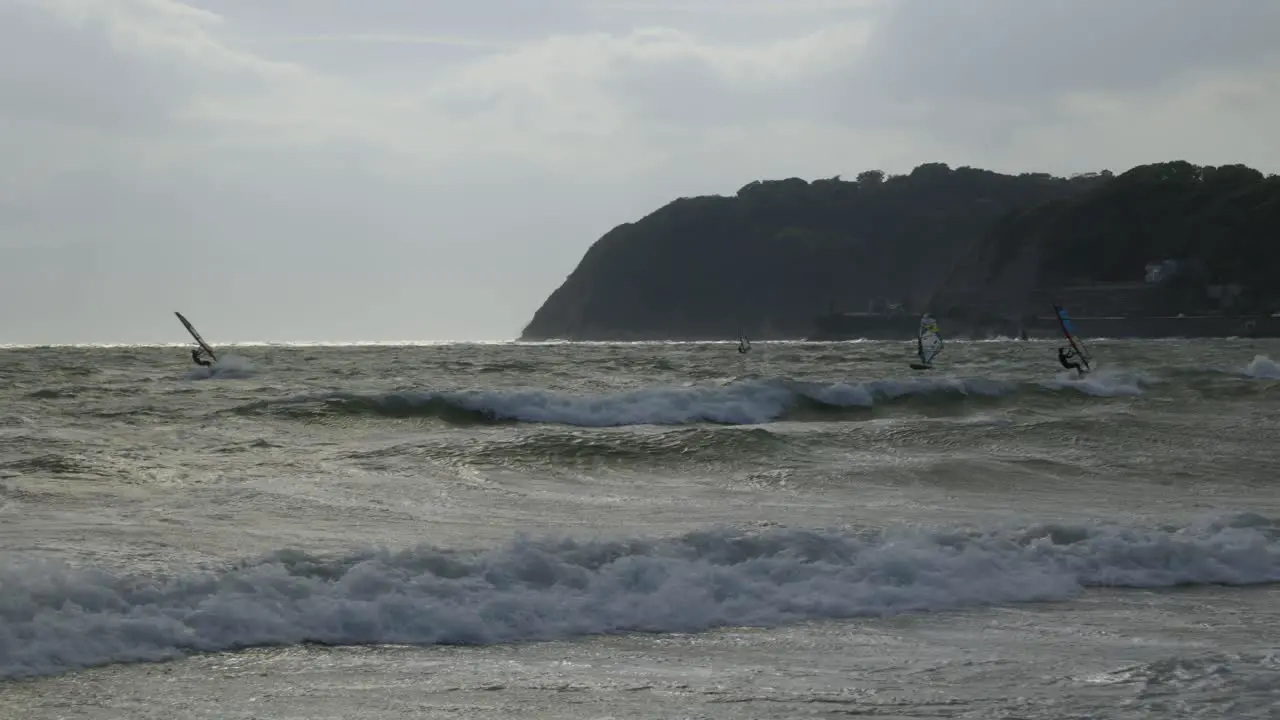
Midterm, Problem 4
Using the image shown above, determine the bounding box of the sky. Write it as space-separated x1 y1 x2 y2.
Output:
2 0 1278 343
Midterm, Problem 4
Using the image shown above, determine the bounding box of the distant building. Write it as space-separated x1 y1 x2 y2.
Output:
1145 258 1206 284
1146 259 1180 284
866 297 907 314
1144 262 1164 283
1206 283 1243 310
1031 281 1158 317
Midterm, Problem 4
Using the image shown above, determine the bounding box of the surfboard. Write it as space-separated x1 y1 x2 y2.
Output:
174 311 216 361
911 313 943 370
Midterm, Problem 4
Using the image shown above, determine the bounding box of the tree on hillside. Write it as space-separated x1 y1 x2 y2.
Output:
939 160 1280 317
521 163 1106 340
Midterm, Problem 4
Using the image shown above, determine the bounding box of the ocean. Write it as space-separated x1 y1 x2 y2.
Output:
2 339 1279 719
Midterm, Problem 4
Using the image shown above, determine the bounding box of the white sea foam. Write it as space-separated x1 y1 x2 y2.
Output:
256 371 1145 427
1042 366 1147 397
1244 355 1280 380
2 514 1276 680
183 353 256 380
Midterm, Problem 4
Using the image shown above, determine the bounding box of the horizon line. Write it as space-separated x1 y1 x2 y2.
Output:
0 338 1071 350
0 340 515 349
0 339 836 349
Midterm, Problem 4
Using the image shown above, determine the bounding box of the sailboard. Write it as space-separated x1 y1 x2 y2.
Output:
737 329 751 354
1052 303 1091 373
174 311 216 361
909 313 943 370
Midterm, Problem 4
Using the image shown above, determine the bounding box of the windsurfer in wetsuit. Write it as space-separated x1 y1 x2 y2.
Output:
191 348 212 367
1057 346 1083 376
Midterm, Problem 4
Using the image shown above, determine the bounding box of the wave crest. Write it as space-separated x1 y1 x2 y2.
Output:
236 374 1145 428
1245 355 1280 380
184 354 256 380
2 513 1276 680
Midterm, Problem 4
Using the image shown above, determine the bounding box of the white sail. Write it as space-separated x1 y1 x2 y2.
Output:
917 314 943 365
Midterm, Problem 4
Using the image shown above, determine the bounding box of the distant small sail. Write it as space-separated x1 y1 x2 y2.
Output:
738 329 751 354
917 314 943 366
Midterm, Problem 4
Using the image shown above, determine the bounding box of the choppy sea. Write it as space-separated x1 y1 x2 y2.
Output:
2 339 1279 719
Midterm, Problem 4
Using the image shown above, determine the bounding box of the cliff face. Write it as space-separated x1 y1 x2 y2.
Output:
521 164 1101 340
930 161 1280 322
523 160 1280 341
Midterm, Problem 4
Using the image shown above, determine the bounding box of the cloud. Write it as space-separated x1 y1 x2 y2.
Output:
833 0 1280 170
1002 61 1280 173
1 0 1278 342
271 33 499 48
859 0 1280 103
0 0 300 195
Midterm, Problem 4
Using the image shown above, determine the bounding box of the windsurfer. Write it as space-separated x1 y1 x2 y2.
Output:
1058 346 1083 376
191 348 213 367
911 313 942 369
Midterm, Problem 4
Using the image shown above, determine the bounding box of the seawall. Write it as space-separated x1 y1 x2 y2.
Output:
807 312 1280 340
1025 314 1280 339
807 313 918 341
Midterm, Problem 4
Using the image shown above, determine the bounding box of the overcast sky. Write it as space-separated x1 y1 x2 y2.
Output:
2 0 1278 343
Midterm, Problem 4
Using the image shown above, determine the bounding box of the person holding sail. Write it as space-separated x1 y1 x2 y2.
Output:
1058 346 1084 377
175 312 219 369
1052 304 1091 377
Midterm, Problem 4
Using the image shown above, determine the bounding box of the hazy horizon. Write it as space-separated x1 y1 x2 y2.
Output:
3 0 1279 344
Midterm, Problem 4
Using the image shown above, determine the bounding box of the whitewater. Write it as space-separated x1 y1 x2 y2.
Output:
2 339 1278 718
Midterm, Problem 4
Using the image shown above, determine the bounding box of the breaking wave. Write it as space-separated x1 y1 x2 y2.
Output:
1245 355 1280 380
234 373 1148 427
183 354 256 381
344 426 790 467
1 513 1277 680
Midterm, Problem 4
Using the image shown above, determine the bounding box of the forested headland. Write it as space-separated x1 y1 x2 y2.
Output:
521 161 1280 340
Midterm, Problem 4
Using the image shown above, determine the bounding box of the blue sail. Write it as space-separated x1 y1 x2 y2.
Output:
1052 303 1092 369
1056 306 1077 333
